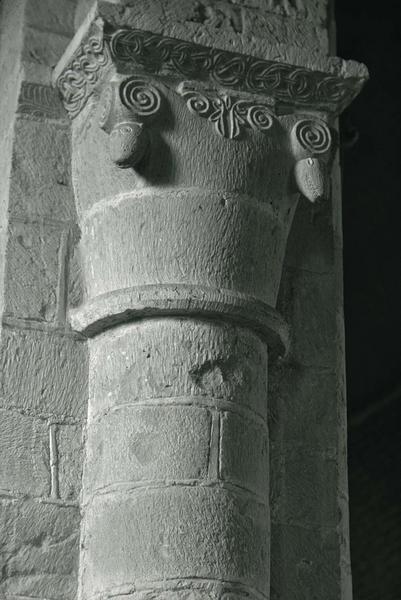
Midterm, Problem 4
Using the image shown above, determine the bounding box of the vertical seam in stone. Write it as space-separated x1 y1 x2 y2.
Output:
218 411 224 481
49 422 60 499
56 227 70 324
207 410 220 481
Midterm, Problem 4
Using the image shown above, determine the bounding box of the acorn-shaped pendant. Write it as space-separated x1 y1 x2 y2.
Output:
109 121 149 168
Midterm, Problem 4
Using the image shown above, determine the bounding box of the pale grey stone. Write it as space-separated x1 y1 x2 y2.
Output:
3 220 64 323
81 487 269 597
0 499 80 600
83 405 212 498
58 424 84 501
0 327 88 421
9 118 74 221
0 410 50 496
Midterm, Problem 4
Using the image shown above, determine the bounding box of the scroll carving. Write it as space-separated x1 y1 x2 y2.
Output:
99 77 162 168
55 24 367 119
107 28 362 113
291 118 333 203
291 118 332 156
177 83 274 139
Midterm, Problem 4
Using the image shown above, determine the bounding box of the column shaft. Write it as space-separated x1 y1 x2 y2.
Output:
81 319 269 600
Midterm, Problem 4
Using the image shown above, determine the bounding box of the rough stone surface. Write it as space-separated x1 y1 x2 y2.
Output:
84 405 213 496
0 2 82 599
0 1 358 599
0 409 50 497
58 424 84 501
0 499 80 600
220 411 269 498
0 326 87 422
9 117 74 222
81 486 269 598
76 0 331 68
88 319 268 422
3 220 66 323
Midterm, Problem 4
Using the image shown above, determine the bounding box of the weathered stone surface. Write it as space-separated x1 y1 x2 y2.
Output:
75 0 331 69
88 319 268 422
270 447 338 529
22 26 71 69
220 411 269 498
79 187 295 308
0 327 88 422
278 267 337 367
3 220 65 323
269 362 339 450
58 424 83 501
270 522 341 600
83 405 212 496
0 409 49 496
81 486 269 597
0 499 80 600
9 117 74 221
284 196 335 274
25 0 77 36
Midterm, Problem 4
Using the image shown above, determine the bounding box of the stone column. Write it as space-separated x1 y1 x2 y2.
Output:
55 4 367 600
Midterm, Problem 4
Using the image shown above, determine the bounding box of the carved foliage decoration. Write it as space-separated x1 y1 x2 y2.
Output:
57 27 111 118
178 83 274 139
107 28 362 112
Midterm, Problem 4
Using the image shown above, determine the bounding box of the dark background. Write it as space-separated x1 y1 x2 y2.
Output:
336 0 401 598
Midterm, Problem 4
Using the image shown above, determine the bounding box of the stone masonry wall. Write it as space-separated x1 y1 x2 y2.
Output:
0 2 88 599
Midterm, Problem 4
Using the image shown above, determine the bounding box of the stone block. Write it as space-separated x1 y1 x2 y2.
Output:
284 198 335 274
89 319 267 422
58 424 83 501
95 0 329 66
84 406 212 496
0 498 80 600
220 411 269 498
22 26 71 69
277 268 337 367
270 523 341 600
0 409 49 496
9 117 74 221
81 486 269 597
25 0 76 36
270 447 339 529
268 362 339 451
3 220 65 323
0 327 88 422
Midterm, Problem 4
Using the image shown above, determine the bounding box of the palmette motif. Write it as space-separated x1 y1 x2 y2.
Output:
177 84 274 139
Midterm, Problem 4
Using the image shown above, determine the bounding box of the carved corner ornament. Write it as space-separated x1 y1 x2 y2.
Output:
291 118 333 203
